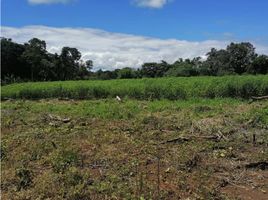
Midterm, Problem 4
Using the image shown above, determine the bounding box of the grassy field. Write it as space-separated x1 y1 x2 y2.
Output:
1 97 268 199
2 75 268 100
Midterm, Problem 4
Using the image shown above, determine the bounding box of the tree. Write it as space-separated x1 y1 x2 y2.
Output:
141 60 170 77
59 47 81 80
39 56 57 81
95 69 117 80
203 48 230 75
76 60 93 79
226 42 257 74
21 38 48 81
248 55 268 74
191 57 202 67
85 60 93 71
1 38 29 79
117 67 137 79
2 37 268 83
165 58 199 77
141 62 158 77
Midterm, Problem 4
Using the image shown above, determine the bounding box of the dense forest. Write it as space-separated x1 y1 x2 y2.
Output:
1 37 268 84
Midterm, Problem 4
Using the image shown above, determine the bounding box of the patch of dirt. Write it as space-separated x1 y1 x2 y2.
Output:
222 185 267 200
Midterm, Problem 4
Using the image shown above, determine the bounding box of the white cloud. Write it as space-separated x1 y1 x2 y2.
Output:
28 0 170 8
1 25 268 70
134 0 171 8
28 0 74 5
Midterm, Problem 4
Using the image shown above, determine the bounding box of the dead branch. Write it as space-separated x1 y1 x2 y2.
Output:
217 130 229 141
48 114 71 123
160 134 219 144
245 161 268 170
190 135 219 140
161 136 190 144
251 95 268 100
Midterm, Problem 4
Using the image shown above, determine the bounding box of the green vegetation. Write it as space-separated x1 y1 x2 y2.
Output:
2 37 268 84
2 75 268 100
1 43 268 198
1 98 268 199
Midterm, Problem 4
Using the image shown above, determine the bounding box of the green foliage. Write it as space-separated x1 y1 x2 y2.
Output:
249 55 268 74
1 38 30 81
165 63 199 77
59 47 82 80
203 42 259 75
117 67 138 79
15 167 32 190
227 42 256 74
1 37 92 82
141 60 170 77
50 149 80 173
2 75 268 100
1 38 268 83
21 38 48 81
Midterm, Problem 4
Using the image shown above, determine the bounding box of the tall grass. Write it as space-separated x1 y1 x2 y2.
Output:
1 75 268 100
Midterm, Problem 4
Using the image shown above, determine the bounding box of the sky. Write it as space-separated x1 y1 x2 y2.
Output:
1 0 268 70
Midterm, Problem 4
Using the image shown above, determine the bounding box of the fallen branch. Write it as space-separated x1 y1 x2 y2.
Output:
48 114 71 123
160 134 219 144
160 136 190 144
214 175 247 189
1 97 14 101
251 95 268 100
217 130 229 141
245 161 268 170
194 135 220 140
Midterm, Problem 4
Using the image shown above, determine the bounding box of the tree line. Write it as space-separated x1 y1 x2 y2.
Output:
1 37 268 84
1 37 93 83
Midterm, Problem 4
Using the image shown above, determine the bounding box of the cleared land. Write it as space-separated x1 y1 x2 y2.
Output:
1 97 268 199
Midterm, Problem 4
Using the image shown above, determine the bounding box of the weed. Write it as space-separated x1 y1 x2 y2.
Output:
15 167 32 190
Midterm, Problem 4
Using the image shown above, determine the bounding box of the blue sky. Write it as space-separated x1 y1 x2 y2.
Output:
1 0 268 69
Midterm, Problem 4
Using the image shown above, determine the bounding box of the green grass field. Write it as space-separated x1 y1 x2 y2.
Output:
2 75 268 100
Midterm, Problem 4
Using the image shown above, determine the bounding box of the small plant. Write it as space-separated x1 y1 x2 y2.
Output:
50 149 79 173
63 167 84 186
0 144 7 160
15 167 32 190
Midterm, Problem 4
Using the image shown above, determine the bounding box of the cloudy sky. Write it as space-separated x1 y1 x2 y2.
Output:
2 0 268 70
